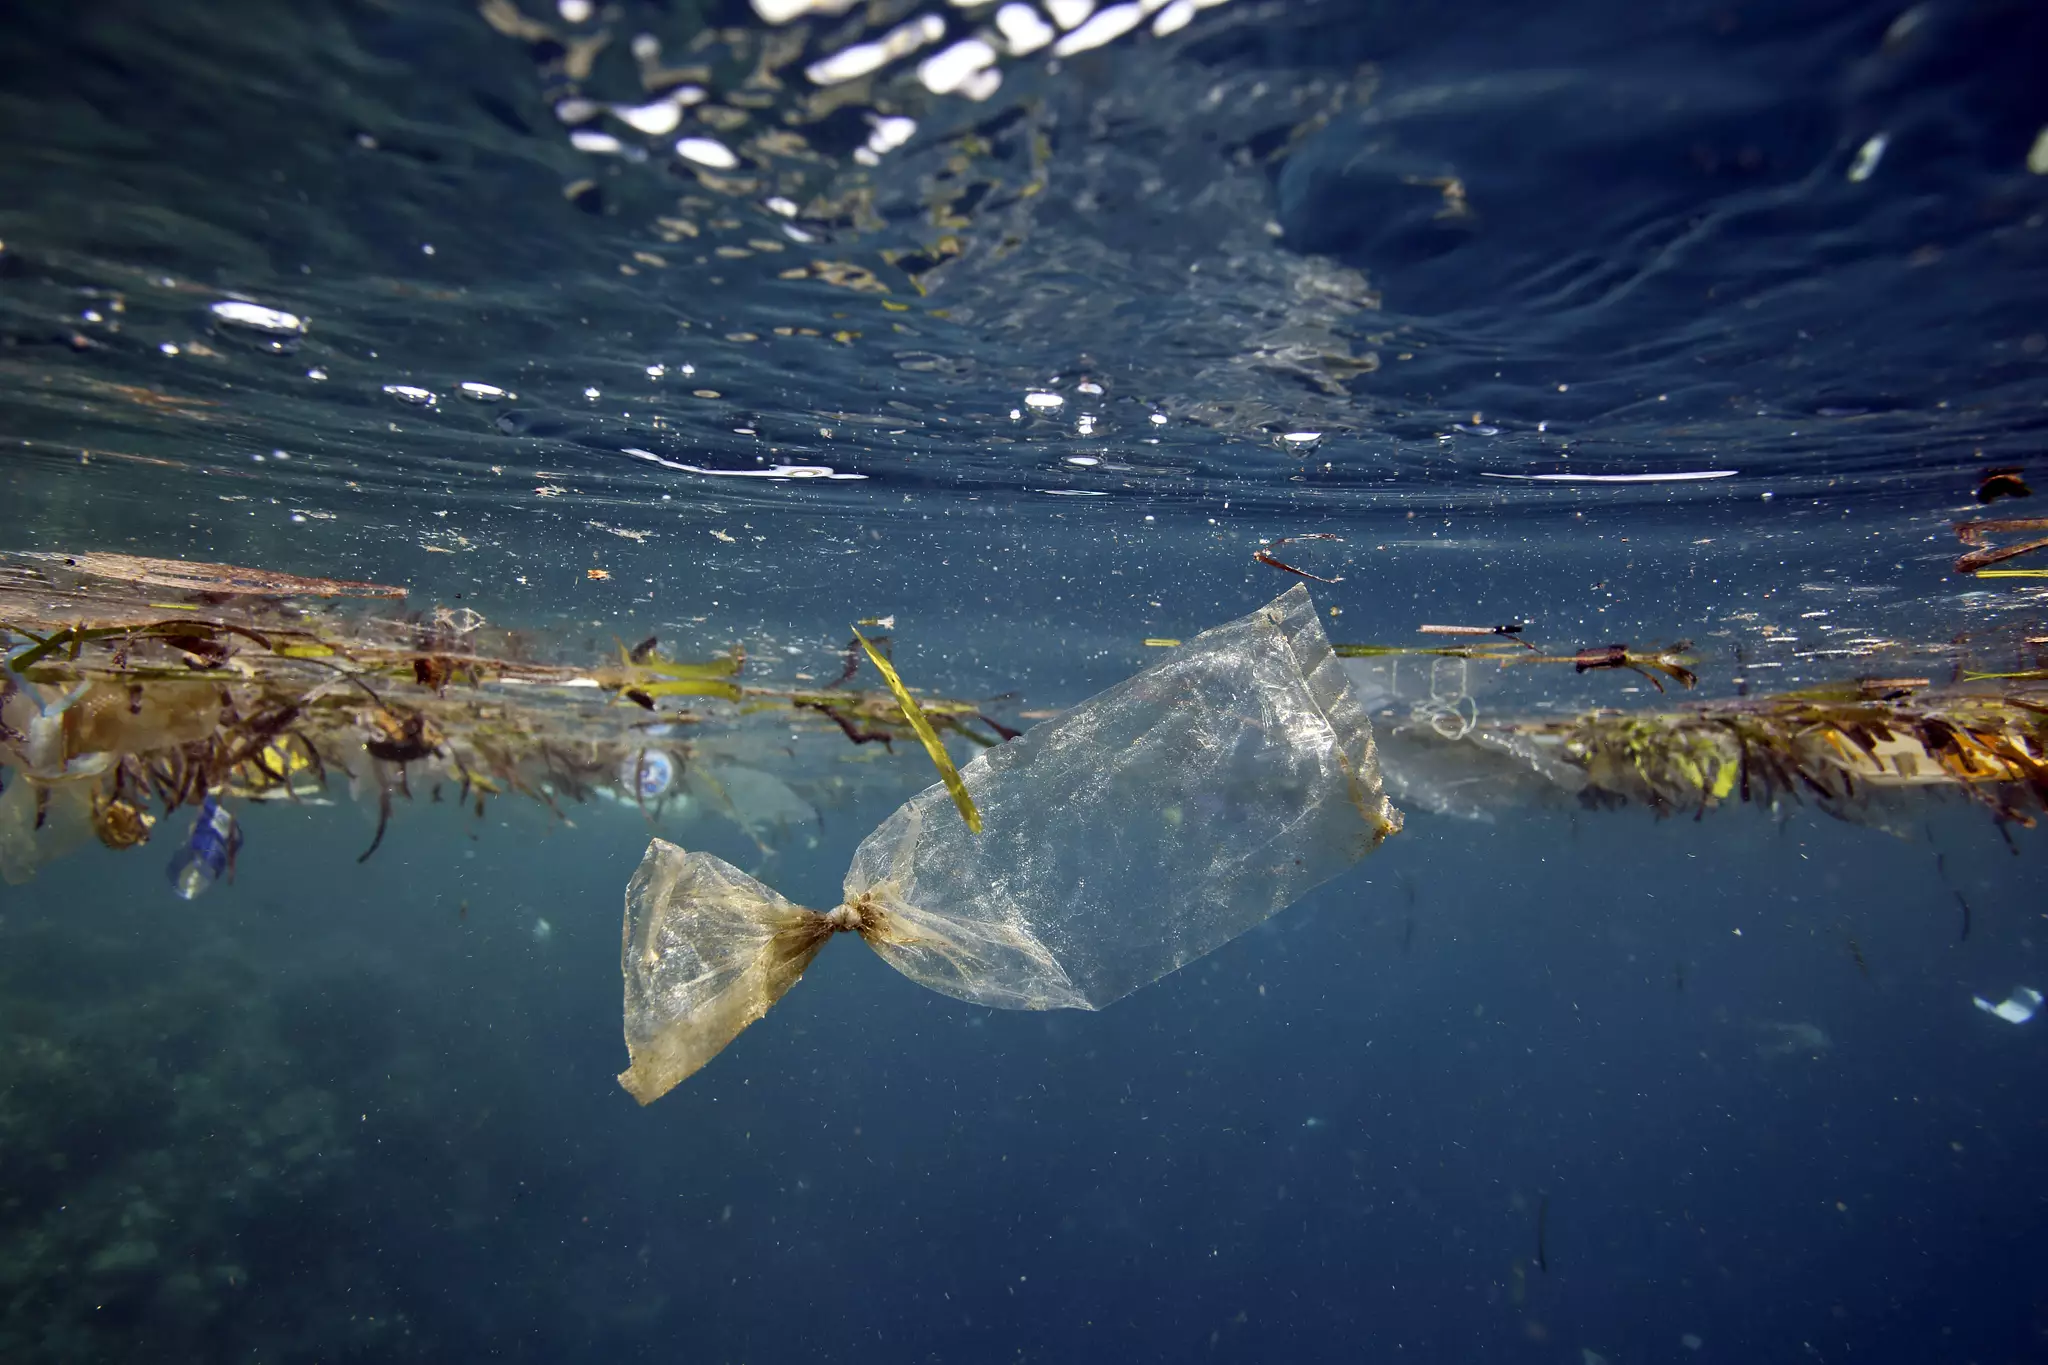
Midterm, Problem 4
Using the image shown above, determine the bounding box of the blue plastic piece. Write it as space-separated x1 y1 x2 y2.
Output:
620 749 675 802
166 796 238 900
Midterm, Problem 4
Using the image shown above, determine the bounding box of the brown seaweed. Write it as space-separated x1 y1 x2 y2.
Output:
1253 534 1346 584
0 552 1007 883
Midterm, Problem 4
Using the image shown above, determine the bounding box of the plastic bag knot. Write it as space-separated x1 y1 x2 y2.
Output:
824 895 882 934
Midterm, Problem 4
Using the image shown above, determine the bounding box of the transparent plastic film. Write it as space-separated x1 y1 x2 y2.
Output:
617 841 837 1104
847 582 1400 1008
618 586 1402 1102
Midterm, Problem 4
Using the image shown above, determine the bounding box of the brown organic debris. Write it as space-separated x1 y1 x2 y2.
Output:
1954 518 2048 574
0 552 1014 883
1253 533 1346 584
1976 467 2033 504
25 552 406 598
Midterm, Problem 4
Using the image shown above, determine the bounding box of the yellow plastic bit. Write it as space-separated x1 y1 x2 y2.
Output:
852 625 981 834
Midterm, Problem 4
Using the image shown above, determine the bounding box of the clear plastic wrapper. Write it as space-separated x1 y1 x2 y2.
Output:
619 585 1403 1102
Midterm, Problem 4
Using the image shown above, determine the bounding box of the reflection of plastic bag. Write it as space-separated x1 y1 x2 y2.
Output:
684 764 817 848
0 777 93 886
1341 652 1583 820
619 585 1403 1102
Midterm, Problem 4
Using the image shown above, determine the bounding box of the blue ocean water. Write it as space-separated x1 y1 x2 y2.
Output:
3 0 2047 1360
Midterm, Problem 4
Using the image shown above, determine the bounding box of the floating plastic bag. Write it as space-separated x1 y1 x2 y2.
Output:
618 585 1403 1102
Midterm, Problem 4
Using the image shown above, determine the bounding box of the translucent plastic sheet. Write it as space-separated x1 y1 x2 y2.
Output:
618 585 1403 1103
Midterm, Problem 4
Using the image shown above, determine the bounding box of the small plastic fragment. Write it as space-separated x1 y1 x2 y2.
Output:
1974 986 2043 1024
620 749 675 801
852 625 980 833
208 300 306 353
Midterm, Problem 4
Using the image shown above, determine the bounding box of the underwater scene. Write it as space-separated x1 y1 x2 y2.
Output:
4 0 2048 1360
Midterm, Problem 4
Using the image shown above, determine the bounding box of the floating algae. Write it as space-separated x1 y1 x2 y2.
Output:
1372 680 2048 829
618 585 1404 1102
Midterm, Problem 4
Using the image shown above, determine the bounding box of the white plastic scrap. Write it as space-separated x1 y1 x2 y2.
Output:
620 447 867 481
1847 132 1888 183
381 384 438 407
1974 987 2043 1025
209 300 306 336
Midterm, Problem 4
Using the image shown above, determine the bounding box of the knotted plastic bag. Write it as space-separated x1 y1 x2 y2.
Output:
618 584 1403 1102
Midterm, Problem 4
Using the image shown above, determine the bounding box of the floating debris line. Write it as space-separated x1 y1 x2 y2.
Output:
1377 679 2048 830
6 553 2047 887
0 554 1009 884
